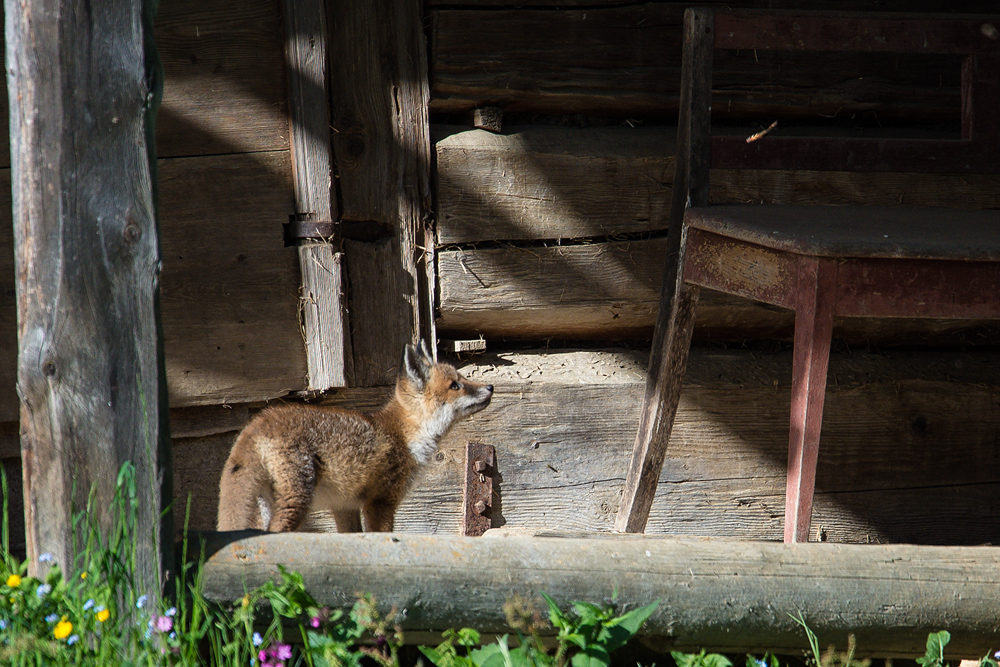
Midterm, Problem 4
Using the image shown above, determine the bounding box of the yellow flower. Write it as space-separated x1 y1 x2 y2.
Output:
54 617 73 640
241 595 250 607
5 574 20 588
97 608 110 622
80 572 87 580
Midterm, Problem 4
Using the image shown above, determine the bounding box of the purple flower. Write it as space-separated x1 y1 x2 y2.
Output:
259 642 293 667
152 615 173 633
310 616 321 628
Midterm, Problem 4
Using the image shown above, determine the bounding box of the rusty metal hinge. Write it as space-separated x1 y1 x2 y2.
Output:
283 213 393 247
462 441 495 537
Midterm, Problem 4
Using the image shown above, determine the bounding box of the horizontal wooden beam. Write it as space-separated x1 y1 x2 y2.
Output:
193 532 1000 658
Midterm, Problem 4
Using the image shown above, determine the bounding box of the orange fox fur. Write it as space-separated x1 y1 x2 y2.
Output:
216 342 493 532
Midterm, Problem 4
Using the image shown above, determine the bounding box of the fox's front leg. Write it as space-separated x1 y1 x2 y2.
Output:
363 501 396 532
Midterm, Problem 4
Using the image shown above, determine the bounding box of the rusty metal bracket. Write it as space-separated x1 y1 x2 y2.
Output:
284 213 393 247
462 441 495 536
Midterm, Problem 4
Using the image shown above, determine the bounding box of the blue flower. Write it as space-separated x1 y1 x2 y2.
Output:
83 599 95 611
67 634 79 645
38 553 54 564
46 614 59 623
253 632 263 646
36 584 51 597
136 594 148 609
0 619 6 630
165 607 177 617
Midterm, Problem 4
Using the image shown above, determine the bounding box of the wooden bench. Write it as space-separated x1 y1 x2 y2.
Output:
615 9 1000 542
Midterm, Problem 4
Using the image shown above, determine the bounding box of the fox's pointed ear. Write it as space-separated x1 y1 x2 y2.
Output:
419 340 435 364
403 342 432 389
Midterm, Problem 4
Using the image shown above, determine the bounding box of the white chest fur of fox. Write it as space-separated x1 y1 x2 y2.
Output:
217 342 493 533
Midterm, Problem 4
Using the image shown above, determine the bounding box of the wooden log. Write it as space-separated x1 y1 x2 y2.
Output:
328 0 435 386
281 0 352 389
434 126 1000 245
6 0 171 586
429 5 964 121
192 531 1000 658
436 241 1000 345
166 349 1000 545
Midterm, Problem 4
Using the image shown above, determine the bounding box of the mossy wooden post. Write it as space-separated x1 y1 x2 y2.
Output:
5 0 171 588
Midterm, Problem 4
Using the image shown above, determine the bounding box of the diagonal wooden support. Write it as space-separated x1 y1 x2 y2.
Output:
615 8 713 533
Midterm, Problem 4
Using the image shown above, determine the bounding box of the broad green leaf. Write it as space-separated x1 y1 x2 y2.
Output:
916 631 951 667
571 646 612 667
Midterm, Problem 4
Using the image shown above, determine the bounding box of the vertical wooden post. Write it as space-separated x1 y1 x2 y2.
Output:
282 0 353 389
5 0 171 588
327 0 435 386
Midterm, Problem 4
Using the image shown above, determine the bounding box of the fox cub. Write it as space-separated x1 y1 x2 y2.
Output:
217 342 493 533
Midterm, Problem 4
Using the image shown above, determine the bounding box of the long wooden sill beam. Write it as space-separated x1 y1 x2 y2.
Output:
190 532 1000 658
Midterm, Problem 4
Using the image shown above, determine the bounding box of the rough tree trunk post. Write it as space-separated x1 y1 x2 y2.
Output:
5 0 172 588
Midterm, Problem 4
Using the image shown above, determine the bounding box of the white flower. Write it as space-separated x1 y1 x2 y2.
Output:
38 553 54 563
136 594 148 609
253 632 263 646
165 607 177 617
83 599 95 611
36 584 51 597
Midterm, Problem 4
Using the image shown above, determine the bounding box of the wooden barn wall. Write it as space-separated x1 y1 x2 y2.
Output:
429 1 1000 344
3 0 1000 554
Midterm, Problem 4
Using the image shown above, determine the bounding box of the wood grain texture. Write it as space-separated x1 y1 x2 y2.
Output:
281 0 351 389
434 126 1000 245
193 532 1000 657
154 0 289 157
6 0 171 584
158 152 307 406
328 0 434 386
434 126 674 244
430 4 964 121
167 348 1000 545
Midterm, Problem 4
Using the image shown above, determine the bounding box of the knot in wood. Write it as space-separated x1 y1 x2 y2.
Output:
123 220 142 245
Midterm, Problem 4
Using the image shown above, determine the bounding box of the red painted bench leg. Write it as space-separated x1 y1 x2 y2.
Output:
785 257 837 543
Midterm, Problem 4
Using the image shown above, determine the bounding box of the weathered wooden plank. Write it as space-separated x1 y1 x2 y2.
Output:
328 0 435 386
436 241 1000 344
430 5 964 121
154 0 289 157
6 0 171 586
282 0 351 389
168 349 1000 545
435 126 674 244
194 532 1000 657
435 126 1000 244
157 151 307 406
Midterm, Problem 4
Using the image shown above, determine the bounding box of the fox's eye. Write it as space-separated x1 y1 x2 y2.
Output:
450 381 461 391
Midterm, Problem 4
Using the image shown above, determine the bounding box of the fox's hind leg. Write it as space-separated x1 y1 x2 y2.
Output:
363 501 396 532
260 440 316 532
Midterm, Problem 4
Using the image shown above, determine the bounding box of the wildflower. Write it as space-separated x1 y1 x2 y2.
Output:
67 634 79 645
38 552 53 563
97 608 110 623
46 614 59 623
152 614 173 633
0 619 7 630
36 583 52 597
5 574 20 588
165 607 177 617
54 617 73 640
80 572 87 580
241 595 250 607
83 599 95 611
259 642 294 667
253 632 263 646
995 651 1000 661
136 594 148 609
310 616 321 628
